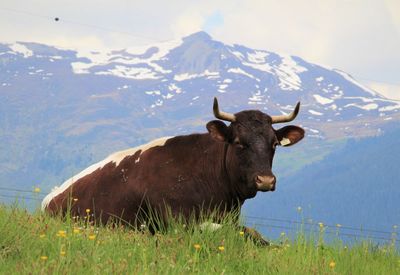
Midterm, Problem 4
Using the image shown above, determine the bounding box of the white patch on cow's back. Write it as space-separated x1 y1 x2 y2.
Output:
41 136 173 210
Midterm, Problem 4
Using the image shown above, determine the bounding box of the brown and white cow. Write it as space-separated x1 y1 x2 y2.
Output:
42 98 304 238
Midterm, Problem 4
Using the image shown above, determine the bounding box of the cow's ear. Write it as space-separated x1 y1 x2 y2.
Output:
206 120 231 142
275 125 305 147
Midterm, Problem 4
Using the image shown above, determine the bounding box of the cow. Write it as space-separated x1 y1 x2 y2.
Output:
42 98 304 243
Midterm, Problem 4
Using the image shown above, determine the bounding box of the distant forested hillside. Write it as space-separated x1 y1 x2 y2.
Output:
244 125 400 236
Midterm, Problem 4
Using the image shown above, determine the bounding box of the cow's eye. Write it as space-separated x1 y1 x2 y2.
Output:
234 140 246 149
235 141 243 148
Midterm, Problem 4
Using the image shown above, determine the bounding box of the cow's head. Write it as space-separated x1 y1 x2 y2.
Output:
206 98 304 196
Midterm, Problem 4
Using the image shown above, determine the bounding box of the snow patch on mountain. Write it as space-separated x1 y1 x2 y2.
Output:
313 94 334 105
344 103 378 111
242 51 273 73
71 39 182 78
9 43 33 58
379 105 400 112
247 51 269 63
168 83 183 94
228 67 259 81
230 50 245 60
248 90 265 105
309 110 323 116
95 65 160 80
275 55 307 91
174 70 219 81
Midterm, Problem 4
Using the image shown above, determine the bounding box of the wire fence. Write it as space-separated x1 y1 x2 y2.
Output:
0 186 398 243
244 216 400 243
0 186 47 195
0 7 168 43
0 193 42 201
252 222 398 243
245 215 396 236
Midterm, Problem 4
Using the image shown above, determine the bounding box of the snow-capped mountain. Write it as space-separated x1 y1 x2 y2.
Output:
2 32 398 140
1 31 399 192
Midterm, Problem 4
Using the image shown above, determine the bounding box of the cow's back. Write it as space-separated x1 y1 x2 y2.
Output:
42 137 173 219
42 135 228 223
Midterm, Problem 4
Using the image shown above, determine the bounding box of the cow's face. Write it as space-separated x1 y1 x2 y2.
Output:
206 98 304 195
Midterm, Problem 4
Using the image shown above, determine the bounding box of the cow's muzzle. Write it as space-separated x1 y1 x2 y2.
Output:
255 175 276 192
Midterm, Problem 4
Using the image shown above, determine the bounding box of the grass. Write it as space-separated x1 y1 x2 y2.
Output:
0 204 399 274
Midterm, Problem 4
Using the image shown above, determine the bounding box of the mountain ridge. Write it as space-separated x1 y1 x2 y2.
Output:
2 32 399 137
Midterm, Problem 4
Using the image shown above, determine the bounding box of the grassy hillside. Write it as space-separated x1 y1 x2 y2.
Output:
0 205 399 274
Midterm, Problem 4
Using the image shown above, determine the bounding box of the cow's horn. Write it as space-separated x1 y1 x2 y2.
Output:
271 102 301 124
213 97 236 122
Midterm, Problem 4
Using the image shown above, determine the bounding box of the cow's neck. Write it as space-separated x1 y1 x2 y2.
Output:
202 136 250 206
224 142 257 202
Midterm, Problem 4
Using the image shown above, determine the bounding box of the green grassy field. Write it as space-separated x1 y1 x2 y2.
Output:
0 204 399 274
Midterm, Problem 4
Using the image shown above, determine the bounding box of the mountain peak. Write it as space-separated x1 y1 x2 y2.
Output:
182 31 213 42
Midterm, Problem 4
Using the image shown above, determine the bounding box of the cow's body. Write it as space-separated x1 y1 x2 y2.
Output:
42 134 245 223
42 98 305 233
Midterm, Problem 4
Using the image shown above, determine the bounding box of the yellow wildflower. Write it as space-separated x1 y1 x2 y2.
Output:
56 230 66 238
239 231 244 236
329 261 336 269
336 224 342 228
39 234 45 238
34 187 41 193
40 256 48 261
194 244 201 250
318 222 324 229
218 246 225 252
86 209 90 214
60 251 66 256
88 234 96 240
73 228 80 234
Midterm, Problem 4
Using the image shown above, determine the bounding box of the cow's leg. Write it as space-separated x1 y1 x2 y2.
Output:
241 226 271 246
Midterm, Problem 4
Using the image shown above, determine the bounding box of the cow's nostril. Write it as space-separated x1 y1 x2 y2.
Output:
255 175 276 185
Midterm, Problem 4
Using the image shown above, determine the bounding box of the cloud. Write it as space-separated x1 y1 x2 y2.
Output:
171 12 204 37
384 0 400 36
365 81 400 100
208 0 400 90
203 10 224 33
169 2 226 38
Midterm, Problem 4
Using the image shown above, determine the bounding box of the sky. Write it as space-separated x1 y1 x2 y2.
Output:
0 0 399 99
